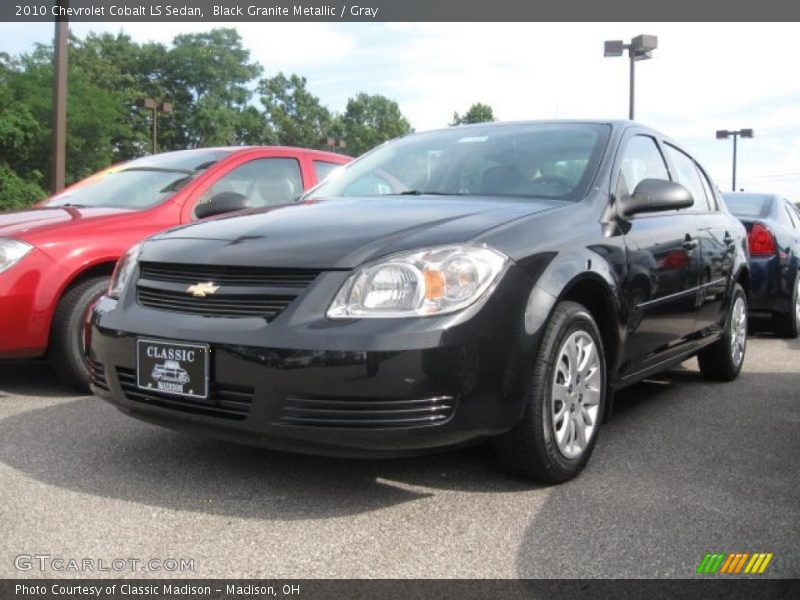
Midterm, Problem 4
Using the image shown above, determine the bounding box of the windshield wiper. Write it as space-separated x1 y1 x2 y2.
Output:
56 203 90 208
397 190 460 196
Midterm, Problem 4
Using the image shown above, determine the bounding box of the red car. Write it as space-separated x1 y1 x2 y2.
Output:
0 146 350 388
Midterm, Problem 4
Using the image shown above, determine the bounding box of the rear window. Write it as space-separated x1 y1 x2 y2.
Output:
723 194 773 218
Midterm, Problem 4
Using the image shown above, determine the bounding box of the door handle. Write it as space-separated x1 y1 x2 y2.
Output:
682 234 697 251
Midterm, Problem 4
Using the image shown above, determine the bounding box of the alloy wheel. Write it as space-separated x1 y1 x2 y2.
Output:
730 296 747 367
551 330 602 459
795 278 800 329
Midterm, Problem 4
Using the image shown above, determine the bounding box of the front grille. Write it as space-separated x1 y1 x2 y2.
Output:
88 358 109 392
116 367 253 420
137 288 293 319
139 262 321 288
136 262 322 320
278 395 456 429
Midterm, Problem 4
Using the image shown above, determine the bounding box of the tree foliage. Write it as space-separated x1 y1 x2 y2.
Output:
259 73 330 148
451 102 496 126
339 93 412 157
0 28 414 210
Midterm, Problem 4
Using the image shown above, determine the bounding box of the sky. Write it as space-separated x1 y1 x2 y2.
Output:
2 21 799 199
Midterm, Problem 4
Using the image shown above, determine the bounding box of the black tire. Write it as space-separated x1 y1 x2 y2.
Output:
698 283 747 382
493 301 606 483
772 273 799 339
50 276 109 392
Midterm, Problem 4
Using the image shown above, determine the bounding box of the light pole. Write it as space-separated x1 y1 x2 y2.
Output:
320 136 347 154
716 129 754 191
137 98 174 155
604 35 658 120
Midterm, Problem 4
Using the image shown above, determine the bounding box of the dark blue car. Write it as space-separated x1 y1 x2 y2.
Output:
724 192 800 337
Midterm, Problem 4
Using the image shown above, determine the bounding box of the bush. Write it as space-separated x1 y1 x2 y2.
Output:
0 163 47 210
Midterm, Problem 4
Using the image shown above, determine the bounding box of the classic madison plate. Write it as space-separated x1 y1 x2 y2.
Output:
136 339 210 399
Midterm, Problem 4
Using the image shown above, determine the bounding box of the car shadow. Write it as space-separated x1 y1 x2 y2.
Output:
0 392 534 522
515 368 800 578
0 360 81 399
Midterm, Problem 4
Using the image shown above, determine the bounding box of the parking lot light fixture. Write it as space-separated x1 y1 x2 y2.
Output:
603 34 658 120
716 128 754 191
137 98 174 155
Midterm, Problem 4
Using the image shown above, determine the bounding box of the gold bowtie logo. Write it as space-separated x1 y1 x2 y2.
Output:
186 282 219 297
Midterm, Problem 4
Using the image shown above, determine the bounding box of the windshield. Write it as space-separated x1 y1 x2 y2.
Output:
45 149 232 210
307 123 610 202
723 193 773 218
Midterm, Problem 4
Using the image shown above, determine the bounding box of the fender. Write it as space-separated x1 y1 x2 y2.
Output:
523 247 622 337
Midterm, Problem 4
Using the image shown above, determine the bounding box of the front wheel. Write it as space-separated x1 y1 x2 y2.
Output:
50 276 109 392
698 283 747 381
493 301 606 483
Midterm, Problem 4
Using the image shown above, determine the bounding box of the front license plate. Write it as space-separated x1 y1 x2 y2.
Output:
136 339 210 399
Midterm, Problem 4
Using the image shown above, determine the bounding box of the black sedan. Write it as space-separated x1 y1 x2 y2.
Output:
89 121 749 483
723 192 800 337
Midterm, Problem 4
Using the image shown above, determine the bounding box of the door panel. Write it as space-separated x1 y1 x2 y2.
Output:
614 133 701 375
695 216 735 332
622 214 700 373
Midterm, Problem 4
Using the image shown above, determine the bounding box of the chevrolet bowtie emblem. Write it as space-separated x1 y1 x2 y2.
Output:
186 282 219 297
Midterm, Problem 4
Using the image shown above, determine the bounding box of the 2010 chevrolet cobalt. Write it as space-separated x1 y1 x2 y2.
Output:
89 121 749 482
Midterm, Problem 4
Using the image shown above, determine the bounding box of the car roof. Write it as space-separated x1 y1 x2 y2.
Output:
133 146 349 160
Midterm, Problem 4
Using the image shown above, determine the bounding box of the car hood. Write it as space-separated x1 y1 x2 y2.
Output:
0 206 135 240
143 196 565 269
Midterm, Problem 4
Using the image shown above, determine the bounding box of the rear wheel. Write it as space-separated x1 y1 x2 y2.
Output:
772 273 800 339
493 301 606 483
698 283 747 381
50 276 109 392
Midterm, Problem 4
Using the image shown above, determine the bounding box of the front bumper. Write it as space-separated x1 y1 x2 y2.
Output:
88 266 533 457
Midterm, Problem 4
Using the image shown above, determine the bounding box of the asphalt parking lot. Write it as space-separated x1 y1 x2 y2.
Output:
1 331 798 579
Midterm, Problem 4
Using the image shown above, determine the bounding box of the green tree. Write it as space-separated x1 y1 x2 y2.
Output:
0 79 47 208
451 102 496 126
258 72 331 148
159 29 263 149
0 163 46 209
0 42 128 206
340 93 411 156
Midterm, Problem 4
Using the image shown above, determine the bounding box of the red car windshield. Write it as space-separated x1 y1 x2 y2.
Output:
45 149 232 210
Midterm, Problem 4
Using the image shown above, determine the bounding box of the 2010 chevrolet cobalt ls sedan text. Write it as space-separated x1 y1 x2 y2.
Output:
89 121 749 482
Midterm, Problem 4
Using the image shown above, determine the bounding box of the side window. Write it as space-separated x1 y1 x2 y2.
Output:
194 158 303 216
697 166 719 211
313 161 342 182
783 202 798 229
664 145 711 212
790 203 800 226
617 135 670 198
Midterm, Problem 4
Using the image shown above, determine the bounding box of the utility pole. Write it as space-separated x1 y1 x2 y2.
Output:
51 0 69 194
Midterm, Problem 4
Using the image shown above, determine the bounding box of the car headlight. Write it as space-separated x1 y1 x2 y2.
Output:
108 243 141 299
328 244 508 318
0 238 33 274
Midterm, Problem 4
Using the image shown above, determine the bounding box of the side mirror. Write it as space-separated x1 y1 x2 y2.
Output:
194 192 251 219
619 179 694 217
